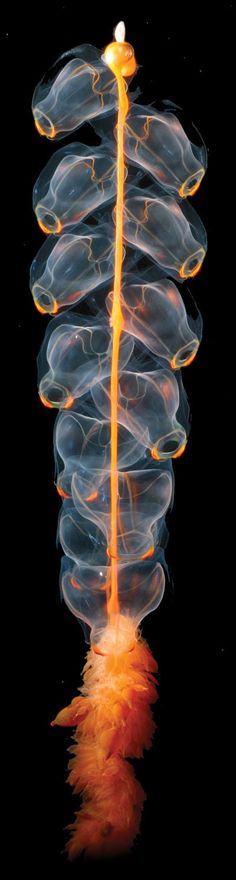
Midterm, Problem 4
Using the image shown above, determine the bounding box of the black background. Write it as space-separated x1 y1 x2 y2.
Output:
9 0 232 873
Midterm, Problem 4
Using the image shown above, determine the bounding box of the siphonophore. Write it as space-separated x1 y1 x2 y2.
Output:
31 22 207 859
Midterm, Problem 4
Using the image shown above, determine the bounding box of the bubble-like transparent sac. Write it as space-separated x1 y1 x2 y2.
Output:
60 554 165 651
124 104 206 197
71 468 172 560
106 280 200 368
30 225 116 314
92 368 187 460
124 189 207 280
59 504 108 565
38 319 134 409
32 44 119 140
33 144 119 234
55 411 145 500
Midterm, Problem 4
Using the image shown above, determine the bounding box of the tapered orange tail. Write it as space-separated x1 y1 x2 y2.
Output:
52 622 158 858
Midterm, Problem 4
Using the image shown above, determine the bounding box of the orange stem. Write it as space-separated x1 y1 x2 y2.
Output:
107 72 129 618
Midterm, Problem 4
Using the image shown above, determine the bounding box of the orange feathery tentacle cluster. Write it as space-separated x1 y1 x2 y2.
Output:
52 625 158 859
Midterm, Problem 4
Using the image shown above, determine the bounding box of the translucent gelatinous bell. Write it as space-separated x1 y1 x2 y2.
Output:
38 317 134 408
60 554 165 654
124 189 206 280
33 144 119 234
92 368 187 460
30 223 116 314
32 45 119 139
106 280 200 368
55 410 145 487
124 104 206 197
71 467 172 557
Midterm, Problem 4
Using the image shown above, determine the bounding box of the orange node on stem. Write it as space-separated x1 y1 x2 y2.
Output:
106 547 118 560
103 41 136 77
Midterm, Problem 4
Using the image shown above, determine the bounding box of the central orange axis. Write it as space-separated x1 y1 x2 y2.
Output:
108 71 128 617
103 34 136 621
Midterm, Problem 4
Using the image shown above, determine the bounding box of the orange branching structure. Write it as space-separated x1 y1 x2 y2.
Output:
31 21 207 858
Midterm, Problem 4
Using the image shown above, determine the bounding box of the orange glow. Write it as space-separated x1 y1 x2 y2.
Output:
103 41 136 78
180 260 202 279
56 485 70 499
99 582 110 592
172 442 186 459
70 577 81 590
170 348 198 370
104 45 136 619
39 392 74 409
37 216 62 235
179 180 200 198
35 118 56 139
39 393 54 408
150 447 161 461
178 167 205 198
106 547 118 559
34 298 58 315
65 290 82 304
140 546 154 560
85 491 98 502
63 395 74 409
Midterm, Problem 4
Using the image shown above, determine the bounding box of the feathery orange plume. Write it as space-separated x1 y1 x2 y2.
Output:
52 621 158 858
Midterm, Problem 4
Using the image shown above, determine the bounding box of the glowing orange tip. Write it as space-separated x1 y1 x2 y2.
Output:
170 348 198 370
34 299 58 315
179 178 203 198
180 260 203 280
34 118 56 139
39 393 54 409
150 447 161 461
172 442 187 459
39 392 74 409
37 217 62 235
56 485 70 499
103 23 136 78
